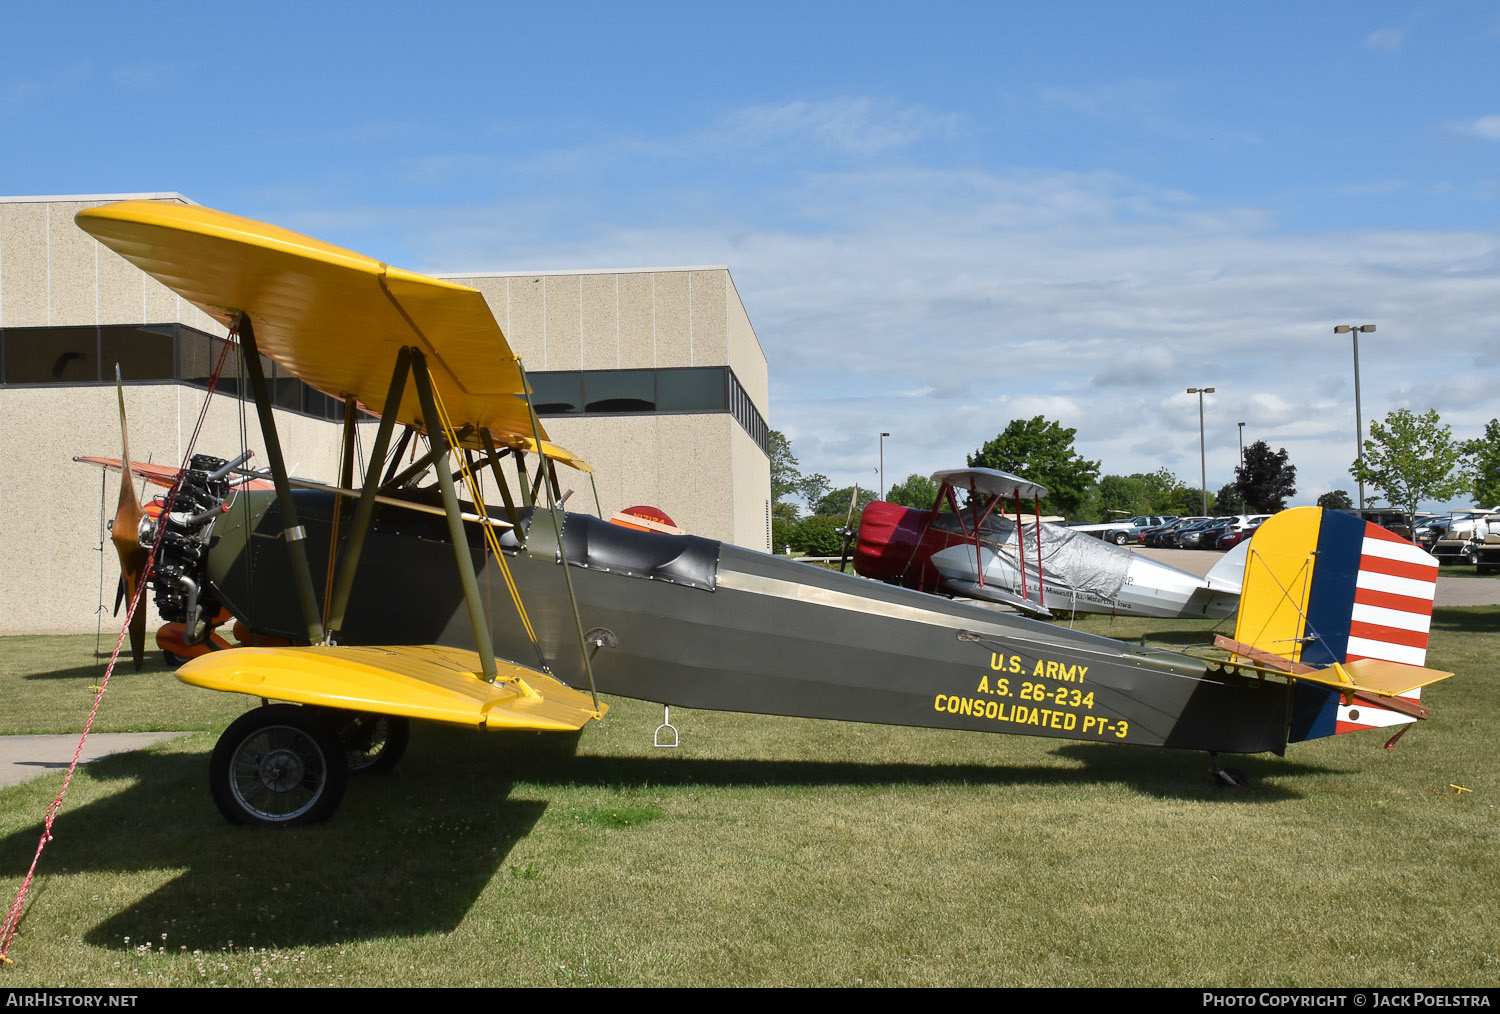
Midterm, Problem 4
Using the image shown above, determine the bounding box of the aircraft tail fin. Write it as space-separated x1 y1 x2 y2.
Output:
1204 539 1249 593
1228 507 1440 743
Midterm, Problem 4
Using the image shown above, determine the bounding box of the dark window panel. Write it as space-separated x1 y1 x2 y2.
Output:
304 386 332 420
101 325 175 382
657 367 728 412
271 363 302 411
529 371 583 414
583 369 654 412
2 326 99 384
180 330 243 389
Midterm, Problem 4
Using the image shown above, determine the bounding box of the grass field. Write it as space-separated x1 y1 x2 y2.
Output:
1 609 1496 988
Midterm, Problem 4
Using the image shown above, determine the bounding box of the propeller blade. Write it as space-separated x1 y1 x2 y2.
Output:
110 366 150 670
113 574 127 617
838 485 859 573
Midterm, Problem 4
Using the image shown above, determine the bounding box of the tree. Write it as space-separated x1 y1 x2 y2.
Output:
886 473 939 509
1234 440 1297 513
798 472 831 512
769 430 833 521
771 501 799 554
769 430 802 505
967 416 1100 519
1214 483 1242 515
812 485 878 519
1096 474 1148 516
1316 490 1354 510
1138 468 1185 514
788 515 844 557
1167 484 1216 516
1350 408 1468 533
1463 418 1500 506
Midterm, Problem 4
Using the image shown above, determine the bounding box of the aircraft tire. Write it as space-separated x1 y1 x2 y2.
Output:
317 710 410 774
209 705 349 827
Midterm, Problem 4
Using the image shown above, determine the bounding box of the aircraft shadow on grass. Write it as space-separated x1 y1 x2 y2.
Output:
0 743 543 950
0 716 1333 950
20 655 178 682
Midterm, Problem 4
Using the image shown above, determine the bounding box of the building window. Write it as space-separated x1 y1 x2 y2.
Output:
658 367 729 412
102 325 175 382
0 322 368 424
2 326 100 384
526 365 769 455
528 372 583 414
583 370 655 412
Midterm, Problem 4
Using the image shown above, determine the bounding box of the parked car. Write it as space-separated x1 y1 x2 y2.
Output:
1142 517 1208 547
1074 515 1177 546
1217 518 1268 551
1414 517 1453 553
1200 514 1272 550
1172 518 1234 548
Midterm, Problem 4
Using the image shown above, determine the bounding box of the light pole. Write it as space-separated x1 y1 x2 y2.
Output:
1333 324 1376 512
1187 388 1215 515
1237 422 1245 468
879 432 890 500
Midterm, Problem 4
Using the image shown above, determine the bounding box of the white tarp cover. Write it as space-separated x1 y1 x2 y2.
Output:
930 513 1132 603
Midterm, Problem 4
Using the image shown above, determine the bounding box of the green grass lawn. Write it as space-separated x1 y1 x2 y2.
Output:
1 611 1496 987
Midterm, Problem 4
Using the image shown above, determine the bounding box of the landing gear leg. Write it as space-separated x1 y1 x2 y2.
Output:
1209 752 1249 788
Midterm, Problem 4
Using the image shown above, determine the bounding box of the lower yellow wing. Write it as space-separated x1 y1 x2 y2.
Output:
177 644 605 731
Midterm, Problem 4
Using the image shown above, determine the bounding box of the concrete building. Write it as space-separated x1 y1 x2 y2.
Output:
0 193 770 635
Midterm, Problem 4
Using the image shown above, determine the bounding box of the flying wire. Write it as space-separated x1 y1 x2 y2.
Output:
1 337 234 966
422 365 546 671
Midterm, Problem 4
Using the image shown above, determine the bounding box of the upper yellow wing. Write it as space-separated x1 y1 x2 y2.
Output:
75 201 588 470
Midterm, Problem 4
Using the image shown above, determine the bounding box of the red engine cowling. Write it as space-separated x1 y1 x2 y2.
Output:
854 501 973 593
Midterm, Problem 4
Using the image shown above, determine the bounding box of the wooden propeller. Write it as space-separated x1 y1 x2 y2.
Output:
110 367 149 670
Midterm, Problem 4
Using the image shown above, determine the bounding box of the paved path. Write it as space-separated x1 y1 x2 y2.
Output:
1133 547 1500 606
0 732 189 789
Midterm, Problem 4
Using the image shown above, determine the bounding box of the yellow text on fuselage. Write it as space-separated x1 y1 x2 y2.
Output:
990 653 1088 683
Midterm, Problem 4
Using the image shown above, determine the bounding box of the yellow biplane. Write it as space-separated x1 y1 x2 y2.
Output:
76 201 1453 824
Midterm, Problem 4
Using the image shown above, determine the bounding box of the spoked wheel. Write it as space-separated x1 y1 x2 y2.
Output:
210 705 348 826
321 711 410 774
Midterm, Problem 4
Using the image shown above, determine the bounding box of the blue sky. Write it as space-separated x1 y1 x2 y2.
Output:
5 2 1497 508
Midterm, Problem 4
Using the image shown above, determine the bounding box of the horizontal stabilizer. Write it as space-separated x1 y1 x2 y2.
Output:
1294 657 1453 699
177 644 606 731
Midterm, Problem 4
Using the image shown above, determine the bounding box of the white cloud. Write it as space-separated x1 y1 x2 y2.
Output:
1364 28 1405 52
316 103 1498 512
1039 80 1261 146
716 97 962 158
1462 115 1500 141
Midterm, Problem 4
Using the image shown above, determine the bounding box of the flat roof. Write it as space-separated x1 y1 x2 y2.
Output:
435 265 731 279
0 192 197 205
